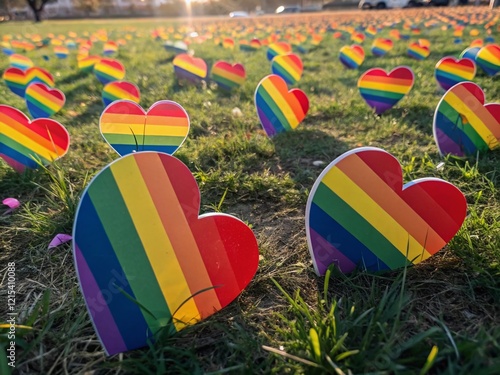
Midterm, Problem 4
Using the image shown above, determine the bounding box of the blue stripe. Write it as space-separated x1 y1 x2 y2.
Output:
111 144 179 156
255 90 287 134
339 54 358 69
0 143 39 169
435 111 478 155
359 92 399 105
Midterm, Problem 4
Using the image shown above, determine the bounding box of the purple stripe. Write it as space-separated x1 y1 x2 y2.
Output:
364 100 394 114
435 128 465 157
257 107 277 137
310 228 356 275
75 244 127 355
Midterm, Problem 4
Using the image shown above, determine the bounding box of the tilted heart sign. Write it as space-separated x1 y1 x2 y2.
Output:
306 147 466 276
73 152 259 355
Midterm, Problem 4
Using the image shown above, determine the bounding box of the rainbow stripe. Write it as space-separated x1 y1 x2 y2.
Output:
211 61 246 91
475 44 500 76
365 26 377 38
94 58 126 85
266 42 292 61
371 38 393 57
271 53 303 86
306 148 466 275
254 74 309 137
0 105 69 172
459 47 480 62
173 54 207 84
73 152 259 355
25 83 65 119
351 32 365 44
222 38 234 49
434 57 476 91
102 81 140 107
3 67 54 98
8 54 33 70
433 82 500 157
103 41 118 56
100 100 189 156
407 43 430 60
78 56 101 73
339 45 365 69
358 67 414 115
54 46 69 59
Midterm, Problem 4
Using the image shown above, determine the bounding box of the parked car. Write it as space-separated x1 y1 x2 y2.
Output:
359 0 421 8
229 11 249 17
422 0 468 5
275 5 301 13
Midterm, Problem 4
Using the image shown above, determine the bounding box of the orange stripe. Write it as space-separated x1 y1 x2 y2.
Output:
146 115 189 127
362 75 412 85
101 113 145 125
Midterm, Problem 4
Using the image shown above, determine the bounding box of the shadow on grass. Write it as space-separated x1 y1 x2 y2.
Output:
57 70 90 86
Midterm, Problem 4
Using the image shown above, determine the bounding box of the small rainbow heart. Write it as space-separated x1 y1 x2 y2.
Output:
339 45 365 69
407 42 430 60
3 67 55 98
8 54 33 70
371 38 393 57
266 42 292 61
173 54 207 84
271 53 303 86
100 100 189 156
0 105 70 172
103 41 118 56
434 57 476 91
164 41 188 54
351 32 365 44
222 38 234 49
254 74 309 137
94 58 126 85
365 26 377 38
102 81 140 107
54 46 69 59
475 44 500 76
433 82 500 157
25 83 65 119
211 61 246 90
358 66 414 115
78 55 101 72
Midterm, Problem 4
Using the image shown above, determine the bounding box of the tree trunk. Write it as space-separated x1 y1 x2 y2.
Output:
27 0 45 22
34 8 42 21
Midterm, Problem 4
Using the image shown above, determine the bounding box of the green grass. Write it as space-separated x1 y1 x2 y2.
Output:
1 7 500 374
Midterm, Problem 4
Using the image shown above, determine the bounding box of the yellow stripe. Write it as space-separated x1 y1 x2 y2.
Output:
26 89 61 112
321 167 433 261
1 124 63 159
358 80 410 94
261 78 299 128
104 86 139 101
174 58 206 78
438 63 474 78
101 121 188 136
110 156 200 329
277 58 301 81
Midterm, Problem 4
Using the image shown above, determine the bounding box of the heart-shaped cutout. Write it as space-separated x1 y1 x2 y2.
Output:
371 38 393 57
73 152 259 355
102 81 140 107
0 105 70 173
475 44 500 76
254 74 309 137
271 53 303 85
78 55 101 72
339 45 365 69
100 100 189 156
3 67 55 98
164 41 189 55
459 46 480 62
358 66 414 115
173 53 207 84
407 42 430 60
433 82 500 157
211 61 246 90
54 46 69 59
9 54 33 70
266 42 292 61
434 57 476 91
103 41 118 56
306 147 466 275
94 58 126 85
25 83 66 119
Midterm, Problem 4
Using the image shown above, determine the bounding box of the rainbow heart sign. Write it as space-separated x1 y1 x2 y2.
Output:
102 81 140 107
305 147 467 275
371 38 393 57
54 46 69 59
0 105 70 172
25 83 66 119
94 58 126 85
339 45 365 69
3 67 55 98
254 74 309 137
173 54 207 84
407 42 430 60
271 53 303 86
211 61 246 91
433 82 500 157
459 47 480 62
434 57 476 91
8 54 33 70
475 44 500 76
100 100 189 156
78 55 101 72
357 67 414 115
266 42 292 61
164 41 188 55
103 41 118 56
72 151 259 355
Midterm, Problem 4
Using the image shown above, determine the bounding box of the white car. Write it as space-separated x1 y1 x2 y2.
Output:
229 11 249 17
359 0 421 8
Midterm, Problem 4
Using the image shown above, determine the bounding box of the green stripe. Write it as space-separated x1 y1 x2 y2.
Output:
88 168 172 330
103 134 185 146
25 95 55 115
313 182 410 269
476 57 499 71
0 135 50 164
359 87 404 100
257 86 292 131
212 73 239 88
274 64 297 84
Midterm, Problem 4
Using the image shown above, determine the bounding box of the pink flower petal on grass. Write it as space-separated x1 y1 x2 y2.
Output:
48 234 73 249
2 198 20 214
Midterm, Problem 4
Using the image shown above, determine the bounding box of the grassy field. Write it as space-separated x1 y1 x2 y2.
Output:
1 7 500 374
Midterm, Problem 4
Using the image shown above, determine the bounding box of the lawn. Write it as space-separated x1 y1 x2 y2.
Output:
1 7 500 374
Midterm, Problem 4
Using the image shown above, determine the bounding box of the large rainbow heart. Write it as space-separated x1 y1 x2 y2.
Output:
433 82 500 157
266 42 292 61
3 67 55 98
210 61 246 91
271 53 303 86
100 100 189 156
254 74 309 137
306 147 466 275
434 57 476 91
73 151 259 355
102 81 140 107
475 44 500 76
0 105 70 173
94 58 126 85
339 45 365 69
25 83 66 119
371 38 393 57
9 54 33 70
172 54 207 84
358 67 414 115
